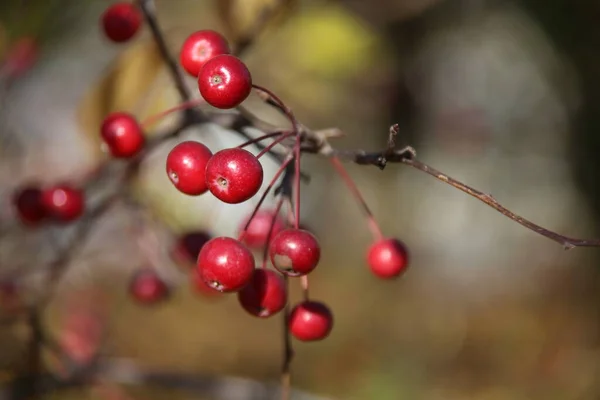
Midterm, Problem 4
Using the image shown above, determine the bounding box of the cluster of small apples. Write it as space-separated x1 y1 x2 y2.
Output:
5 2 411 344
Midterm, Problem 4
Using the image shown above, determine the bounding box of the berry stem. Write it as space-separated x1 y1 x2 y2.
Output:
237 130 288 149
329 156 384 241
300 275 309 301
237 156 294 243
261 196 285 269
255 132 294 160
140 98 205 128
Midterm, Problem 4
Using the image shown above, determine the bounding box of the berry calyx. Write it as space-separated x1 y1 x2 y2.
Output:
41 185 84 222
238 269 287 318
101 2 142 43
171 231 212 267
197 237 255 292
166 141 213 196
180 30 230 77
13 186 47 225
100 112 144 158
289 301 333 342
205 148 263 204
239 209 285 249
198 54 252 109
269 229 321 277
128 270 169 305
367 238 409 279
190 269 222 298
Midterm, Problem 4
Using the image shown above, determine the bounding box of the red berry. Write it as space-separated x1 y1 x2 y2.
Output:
180 30 230 77
269 229 320 277
2 37 38 78
238 209 285 249
128 270 169 305
166 141 213 196
171 231 212 266
41 185 84 222
205 148 263 204
238 269 287 318
367 238 409 279
289 301 333 342
100 112 144 158
13 186 47 225
198 54 252 109
101 2 142 43
197 237 255 292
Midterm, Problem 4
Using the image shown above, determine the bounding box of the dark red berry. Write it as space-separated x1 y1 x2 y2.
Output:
13 186 47 225
171 231 212 266
197 237 255 292
205 148 263 204
238 269 287 318
180 30 230 77
128 270 169 305
100 112 144 158
198 54 252 109
367 238 409 279
101 2 142 43
238 209 285 249
289 301 333 342
269 229 320 277
166 141 213 195
41 185 84 222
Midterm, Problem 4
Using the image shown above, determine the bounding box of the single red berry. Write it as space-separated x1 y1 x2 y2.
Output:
198 54 252 109
101 2 142 43
171 231 212 266
205 148 263 204
269 229 321 277
128 270 169 305
289 301 333 342
100 112 144 158
238 209 285 249
197 237 255 292
13 186 47 225
367 238 409 279
180 30 230 77
238 269 287 318
166 141 213 195
2 37 38 78
41 185 84 222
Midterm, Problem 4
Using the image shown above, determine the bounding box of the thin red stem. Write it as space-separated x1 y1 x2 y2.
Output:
140 98 205 128
256 132 294 160
237 156 294 243
261 197 285 269
237 131 288 149
330 156 384 241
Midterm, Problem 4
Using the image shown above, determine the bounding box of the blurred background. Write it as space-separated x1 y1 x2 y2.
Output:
1 0 600 399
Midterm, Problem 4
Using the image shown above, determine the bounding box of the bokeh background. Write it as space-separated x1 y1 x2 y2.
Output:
1 0 600 399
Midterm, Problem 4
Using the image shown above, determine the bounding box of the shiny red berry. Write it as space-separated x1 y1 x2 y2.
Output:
197 237 254 292
166 141 213 195
41 185 84 222
238 269 287 318
101 2 142 43
129 270 169 305
289 301 333 342
238 209 285 249
205 148 263 204
100 112 144 158
198 54 252 109
269 229 321 277
171 231 212 267
13 186 47 225
180 30 230 77
367 238 409 279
